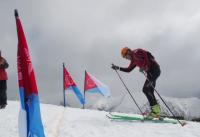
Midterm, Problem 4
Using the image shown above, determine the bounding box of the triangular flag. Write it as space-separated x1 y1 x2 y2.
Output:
84 71 111 97
64 66 85 105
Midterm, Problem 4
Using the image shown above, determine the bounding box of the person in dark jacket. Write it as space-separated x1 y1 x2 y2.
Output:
0 50 9 109
111 47 161 119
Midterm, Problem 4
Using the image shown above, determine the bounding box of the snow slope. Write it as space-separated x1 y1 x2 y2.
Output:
89 92 200 120
0 101 200 137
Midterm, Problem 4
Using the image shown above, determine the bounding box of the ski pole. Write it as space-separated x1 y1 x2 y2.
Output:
142 71 186 126
113 69 144 116
63 63 66 107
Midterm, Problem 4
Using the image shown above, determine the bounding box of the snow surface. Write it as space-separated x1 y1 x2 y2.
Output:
88 92 200 120
0 101 200 137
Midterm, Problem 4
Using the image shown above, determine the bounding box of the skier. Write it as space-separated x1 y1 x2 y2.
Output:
0 50 9 109
111 47 161 119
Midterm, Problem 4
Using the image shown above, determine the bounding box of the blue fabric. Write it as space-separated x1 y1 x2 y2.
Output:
19 87 25 110
97 87 111 97
86 87 111 98
68 86 85 105
25 94 45 137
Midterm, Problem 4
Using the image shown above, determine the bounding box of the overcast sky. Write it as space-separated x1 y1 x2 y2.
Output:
1 0 200 106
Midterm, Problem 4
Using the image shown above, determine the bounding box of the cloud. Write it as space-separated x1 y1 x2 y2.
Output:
1 0 200 106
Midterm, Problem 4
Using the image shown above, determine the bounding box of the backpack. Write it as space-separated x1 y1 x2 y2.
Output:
147 51 155 59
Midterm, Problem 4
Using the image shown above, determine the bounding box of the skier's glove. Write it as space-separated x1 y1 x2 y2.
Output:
111 64 120 70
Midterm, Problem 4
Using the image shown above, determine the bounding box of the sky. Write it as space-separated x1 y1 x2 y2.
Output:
0 0 200 106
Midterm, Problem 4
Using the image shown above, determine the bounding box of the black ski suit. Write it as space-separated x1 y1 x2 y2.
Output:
0 57 9 107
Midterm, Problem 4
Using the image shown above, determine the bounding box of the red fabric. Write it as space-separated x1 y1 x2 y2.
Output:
64 67 76 89
0 57 8 80
131 49 150 71
16 16 38 97
84 71 97 91
0 68 8 80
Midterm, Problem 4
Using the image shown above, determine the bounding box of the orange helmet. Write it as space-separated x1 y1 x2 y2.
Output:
121 47 130 58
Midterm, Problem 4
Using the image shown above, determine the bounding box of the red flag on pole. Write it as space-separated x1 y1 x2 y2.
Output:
15 9 45 137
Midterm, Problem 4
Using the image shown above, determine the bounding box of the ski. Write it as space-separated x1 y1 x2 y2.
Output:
106 113 185 124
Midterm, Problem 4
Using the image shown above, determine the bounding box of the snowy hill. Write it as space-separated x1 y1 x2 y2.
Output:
86 92 200 120
0 101 200 137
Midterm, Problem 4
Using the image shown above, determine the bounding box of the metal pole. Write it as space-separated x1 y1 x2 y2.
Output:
63 63 66 107
83 70 87 109
114 69 144 116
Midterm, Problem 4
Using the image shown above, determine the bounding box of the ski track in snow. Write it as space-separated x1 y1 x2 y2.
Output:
1 101 200 137
42 104 65 137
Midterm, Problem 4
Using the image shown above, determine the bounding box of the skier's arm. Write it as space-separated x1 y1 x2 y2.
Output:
119 63 136 72
0 59 9 69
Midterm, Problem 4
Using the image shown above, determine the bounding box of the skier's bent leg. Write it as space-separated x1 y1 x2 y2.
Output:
143 80 157 106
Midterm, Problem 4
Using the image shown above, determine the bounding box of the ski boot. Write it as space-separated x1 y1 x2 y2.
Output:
145 104 160 120
0 103 7 109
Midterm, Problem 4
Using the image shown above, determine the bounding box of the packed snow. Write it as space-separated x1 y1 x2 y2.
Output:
87 92 200 120
0 101 200 137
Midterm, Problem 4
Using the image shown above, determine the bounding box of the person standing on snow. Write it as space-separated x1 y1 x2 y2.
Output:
0 50 9 109
111 47 161 119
